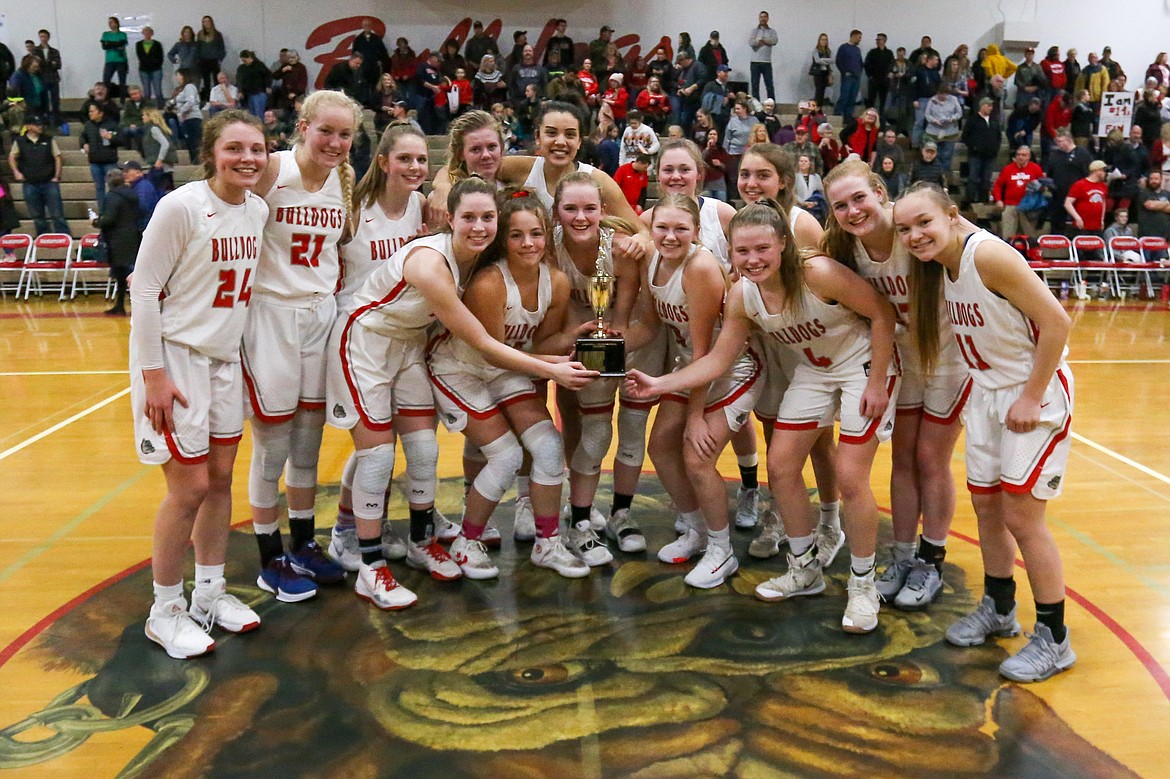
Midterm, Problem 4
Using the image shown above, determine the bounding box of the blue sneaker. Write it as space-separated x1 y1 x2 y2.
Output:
288 540 346 584
257 555 318 603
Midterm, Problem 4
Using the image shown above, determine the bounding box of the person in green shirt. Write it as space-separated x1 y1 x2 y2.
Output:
100 16 129 101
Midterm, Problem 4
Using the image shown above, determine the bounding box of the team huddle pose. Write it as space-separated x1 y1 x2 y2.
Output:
132 94 1076 683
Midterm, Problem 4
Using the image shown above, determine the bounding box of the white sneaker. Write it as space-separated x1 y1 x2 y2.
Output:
658 527 706 564
531 535 590 578
328 526 361 572
567 521 614 566
673 515 690 534
875 545 914 603
604 508 647 553
145 597 215 659
842 572 880 633
734 486 760 528
684 545 739 589
480 523 503 549
449 534 500 579
589 506 607 531
190 580 260 633
434 510 461 543
748 511 787 559
754 547 825 602
405 538 463 581
355 563 418 610
380 521 407 561
815 521 846 568
513 496 536 542
893 559 943 610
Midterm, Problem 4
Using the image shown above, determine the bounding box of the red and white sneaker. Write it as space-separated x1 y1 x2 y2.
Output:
405 538 462 581
355 563 417 610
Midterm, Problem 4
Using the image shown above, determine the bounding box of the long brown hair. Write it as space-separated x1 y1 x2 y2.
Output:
728 200 804 314
198 109 265 180
820 159 888 271
741 144 796 212
897 181 954 376
445 110 504 183
353 124 427 211
473 190 553 277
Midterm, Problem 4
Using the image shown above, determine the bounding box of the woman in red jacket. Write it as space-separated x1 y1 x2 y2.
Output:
636 75 672 133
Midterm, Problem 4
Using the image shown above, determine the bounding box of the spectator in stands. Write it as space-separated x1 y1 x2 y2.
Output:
1133 89 1163 152
1041 90 1072 162
619 109 659 165
911 140 946 186
168 69 202 161
614 153 651 210
546 69 583 106
876 154 907 199
942 56 970 104
390 38 418 96
507 46 547 108
1103 208 1141 262
1064 49 1081 94
602 73 630 130
1014 47 1047 109
168 26 198 79
589 26 615 70
646 46 674 88
977 73 1008 127
597 43 626 88
699 31 729 75
783 125 822 174
871 128 904 172
388 100 422 134
1151 125 1170 182
962 97 1001 204
576 58 601 108
80 81 120 124
809 33 834 106
543 19 573 69
971 47 989 96
1046 129 1093 232
887 47 913 134
415 52 445 131
1069 89 1095 149
818 122 844 171
1100 46 1124 82
261 108 292 153
690 108 716 145
636 76 672 133
923 83 962 173
352 18 389 82
909 36 941 70
119 85 148 152
593 123 620 174
1079 53 1111 113
701 64 733 133
0 41 13 102
845 106 881 165
794 152 826 218
272 50 307 112
748 11 778 101
994 145 1044 238
980 44 1016 83
723 100 758 195
100 17 129 101
835 29 863 117
1136 170 1170 241
326 53 372 108
1042 46 1067 104
81 102 121 211
702 128 730 200
746 123 771 148
1146 53 1170 88
675 51 707 132
911 52 942 147
7 115 69 235
9 56 50 118
91 168 139 315
195 16 226 101
795 99 825 142
677 32 696 62
438 38 467 81
1104 127 1149 211
1064 160 1109 236
473 54 507 110
864 33 894 111
465 22 499 72
1007 97 1043 149
236 51 271 119
207 71 241 116
120 160 158 229
135 27 164 107
34 31 63 124
140 107 178 192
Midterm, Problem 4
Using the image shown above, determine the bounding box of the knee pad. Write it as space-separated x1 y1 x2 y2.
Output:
248 422 292 508
520 420 565 487
352 443 395 520
471 432 523 503
570 412 614 476
614 406 650 468
463 438 487 463
284 409 325 488
340 451 357 493
400 429 439 505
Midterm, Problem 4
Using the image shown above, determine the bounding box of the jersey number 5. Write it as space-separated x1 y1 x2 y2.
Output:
290 233 325 267
212 268 254 308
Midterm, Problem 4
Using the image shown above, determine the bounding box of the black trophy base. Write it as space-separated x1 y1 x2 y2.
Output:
576 336 626 377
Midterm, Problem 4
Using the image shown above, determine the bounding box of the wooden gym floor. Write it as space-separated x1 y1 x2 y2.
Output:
0 295 1168 778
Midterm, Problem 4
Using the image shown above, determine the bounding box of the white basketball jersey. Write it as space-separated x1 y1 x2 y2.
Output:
524 157 597 209
144 181 267 363
944 230 1067 390
648 248 701 365
741 276 873 375
499 260 551 352
255 149 346 300
348 233 461 339
698 197 729 268
554 223 615 318
336 192 424 314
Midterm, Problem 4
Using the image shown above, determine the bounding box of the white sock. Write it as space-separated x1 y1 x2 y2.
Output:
153 581 184 606
789 533 816 556
253 520 280 535
736 453 758 468
707 526 731 551
922 534 948 548
851 553 876 577
894 540 916 557
288 508 314 521
819 501 841 531
193 564 225 588
680 509 704 532
516 476 530 498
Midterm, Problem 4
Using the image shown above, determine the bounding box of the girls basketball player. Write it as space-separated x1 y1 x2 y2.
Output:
626 202 899 633
325 124 462 585
242 90 360 603
428 192 589 579
736 144 842 564
822 160 970 611
894 183 1076 682
131 110 269 659
624 194 762 587
331 177 595 600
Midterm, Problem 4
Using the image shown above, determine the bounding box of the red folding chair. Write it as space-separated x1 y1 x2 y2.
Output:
0 234 32 298
20 233 74 300
1140 236 1170 296
1008 234 1031 257
1026 234 1083 294
68 234 113 299
1073 235 1116 298
1108 235 1161 297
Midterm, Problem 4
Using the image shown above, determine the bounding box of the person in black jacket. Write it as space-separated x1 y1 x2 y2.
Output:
351 17 389 83
1044 130 1092 232
81 103 121 211
235 50 271 119
0 41 15 101
961 97 1001 204
136 26 165 106
93 168 142 315
698 31 729 76
34 31 63 124
864 33 894 111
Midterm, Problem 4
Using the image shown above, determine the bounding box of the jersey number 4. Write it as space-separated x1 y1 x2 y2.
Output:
212 268 254 308
955 334 991 371
290 233 326 267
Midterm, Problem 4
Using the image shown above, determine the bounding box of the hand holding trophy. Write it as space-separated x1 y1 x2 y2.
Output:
574 240 626 377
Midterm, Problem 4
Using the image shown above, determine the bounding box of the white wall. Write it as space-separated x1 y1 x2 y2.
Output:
4 0 1169 103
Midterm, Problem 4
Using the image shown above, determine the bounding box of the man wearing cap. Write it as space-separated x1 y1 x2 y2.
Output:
757 97 782 139
699 31 729 79
747 11 777 102
465 22 500 73
835 29 863 116
7 115 69 236
120 160 159 229
1100 46 1125 82
993 146 1044 239
389 100 423 134
589 27 614 71
962 97 1002 204
783 126 822 173
507 31 529 75
1014 47 1047 109
1065 161 1109 248
701 64 734 133
674 50 708 132
545 19 574 69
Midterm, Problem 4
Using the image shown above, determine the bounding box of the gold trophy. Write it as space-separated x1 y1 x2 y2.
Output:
575 242 625 376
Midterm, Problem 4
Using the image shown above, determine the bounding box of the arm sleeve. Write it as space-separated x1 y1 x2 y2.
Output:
129 196 191 370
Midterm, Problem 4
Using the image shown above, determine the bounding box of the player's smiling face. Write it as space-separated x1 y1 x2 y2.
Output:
651 206 696 262
383 135 428 191
300 106 355 170
462 127 502 179
214 123 267 192
555 183 602 243
738 155 783 204
893 191 957 263
730 224 784 283
450 192 497 254
505 209 547 269
537 111 581 167
828 174 887 239
657 149 700 196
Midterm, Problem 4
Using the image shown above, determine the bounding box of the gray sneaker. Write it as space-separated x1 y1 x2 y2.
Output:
754 546 825 602
815 522 845 569
999 624 1077 683
748 511 787 559
893 559 943 610
380 521 407 561
734 486 760 528
946 595 1022 647
875 546 914 603
605 508 647 553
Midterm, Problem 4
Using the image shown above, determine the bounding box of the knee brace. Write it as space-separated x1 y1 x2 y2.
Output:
248 421 292 508
471 432 523 503
400 429 439 506
352 443 396 521
614 406 650 468
284 409 325 489
462 438 487 463
340 451 357 493
520 420 565 487
570 412 614 476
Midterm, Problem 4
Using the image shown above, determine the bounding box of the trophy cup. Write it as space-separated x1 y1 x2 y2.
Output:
575 248 626 377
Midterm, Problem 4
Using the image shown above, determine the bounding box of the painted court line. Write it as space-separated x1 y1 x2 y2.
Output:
0 387 130 462
1066 359 1170 365
0 370 129 376
1072 432 1170 487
